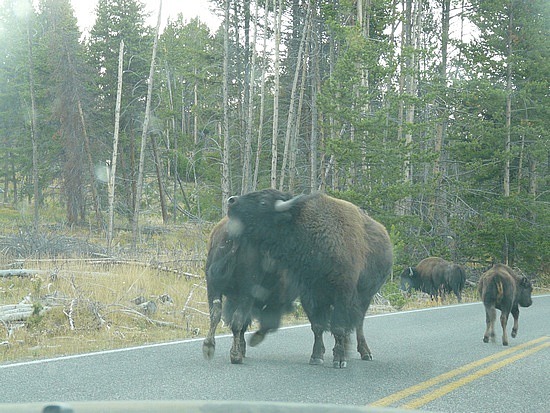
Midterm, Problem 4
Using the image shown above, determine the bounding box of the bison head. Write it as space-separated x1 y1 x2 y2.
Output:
517 276 533 308
399 266 418 292
227 189 296 238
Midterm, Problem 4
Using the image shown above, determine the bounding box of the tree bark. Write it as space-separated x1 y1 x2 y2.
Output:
279 4 310 191
242 0 258 194
107 40 124 252
132 0 162 245
270 0 282 189
221 0 231 214
252 1 269 191
27 24 40 231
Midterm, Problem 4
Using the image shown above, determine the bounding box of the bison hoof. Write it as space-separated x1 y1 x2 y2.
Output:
511 329 517 338
502 341 509 346
483 336 489 343
230 352 243 364
309 357 324 365
249 332 265 347
361 353 373 361
202 341 215 360
333 359 347 369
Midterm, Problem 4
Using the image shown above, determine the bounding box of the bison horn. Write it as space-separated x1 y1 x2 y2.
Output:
274 195 303 212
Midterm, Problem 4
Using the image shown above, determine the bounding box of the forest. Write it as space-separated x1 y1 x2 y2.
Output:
0 0 548 275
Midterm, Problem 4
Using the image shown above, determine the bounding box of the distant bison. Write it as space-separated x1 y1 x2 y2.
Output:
478 263 533 346
400 257 466 302
202 217 297 364
226 189 393 368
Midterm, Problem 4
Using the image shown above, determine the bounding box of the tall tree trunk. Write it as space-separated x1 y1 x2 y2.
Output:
309 4 319 193
242 0 257 194
396 0 418 216
132 0 162 246
221 0 231 213
165 63 179 222
76 96 102 227
432 0 450 236
151 132 168 224
252 1 269 191
279 4 310 191
107 40 124 252
503 3 513 265
270 0 282 189
27 24 39 231
289 28 309 192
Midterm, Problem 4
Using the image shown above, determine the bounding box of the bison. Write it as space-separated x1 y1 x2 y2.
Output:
478 263 533 346
226 189 393 368
202 216 297 364
400 257 466 302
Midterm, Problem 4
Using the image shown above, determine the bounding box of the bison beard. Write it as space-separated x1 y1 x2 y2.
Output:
226 189 393 368
478 263 533 346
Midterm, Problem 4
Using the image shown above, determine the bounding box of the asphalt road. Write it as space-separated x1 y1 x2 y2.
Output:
1 295 549 412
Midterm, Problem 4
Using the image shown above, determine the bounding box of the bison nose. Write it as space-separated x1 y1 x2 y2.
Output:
227 196 238 205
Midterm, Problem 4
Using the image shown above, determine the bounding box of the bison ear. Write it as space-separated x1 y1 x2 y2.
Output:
520 277 531 287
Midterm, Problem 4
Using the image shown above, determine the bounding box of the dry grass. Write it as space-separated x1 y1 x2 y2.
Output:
0 222 218 364
0 260 214 363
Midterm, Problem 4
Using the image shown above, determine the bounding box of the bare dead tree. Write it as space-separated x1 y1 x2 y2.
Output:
132 0 162 245
107 40 124 252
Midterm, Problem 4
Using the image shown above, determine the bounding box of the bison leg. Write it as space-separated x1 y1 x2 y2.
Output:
229 308 250 364
203 298 222 360
250 305 284 347
454 287 462 303
511 304 520 338
332 328 348 368
500 311 510 346
483 305 496 343
249 330 265 347
355 322 373 361
309 323 326 365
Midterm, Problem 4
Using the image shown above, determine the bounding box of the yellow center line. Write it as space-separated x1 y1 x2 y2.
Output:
402 341 550 409
369 336 549 407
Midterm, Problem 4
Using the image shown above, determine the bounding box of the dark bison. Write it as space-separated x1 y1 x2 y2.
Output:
202 217 297 364
478 263 533 346
400 257 466 302
226 189 393 368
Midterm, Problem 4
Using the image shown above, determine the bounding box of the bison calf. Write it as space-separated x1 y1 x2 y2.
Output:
478 263 533 346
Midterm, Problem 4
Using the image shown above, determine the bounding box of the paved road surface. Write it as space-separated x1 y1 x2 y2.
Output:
1 295 548 412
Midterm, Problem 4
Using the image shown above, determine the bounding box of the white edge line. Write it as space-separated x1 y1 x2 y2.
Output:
2 294 548 369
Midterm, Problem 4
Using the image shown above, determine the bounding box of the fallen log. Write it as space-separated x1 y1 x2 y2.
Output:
0 269 45 278
0 303 50 323
7 258 202 278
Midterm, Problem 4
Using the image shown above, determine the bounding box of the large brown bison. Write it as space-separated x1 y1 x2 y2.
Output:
400 257 466 302
226 189 393 368
202 217 297 364
478 263 533 346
